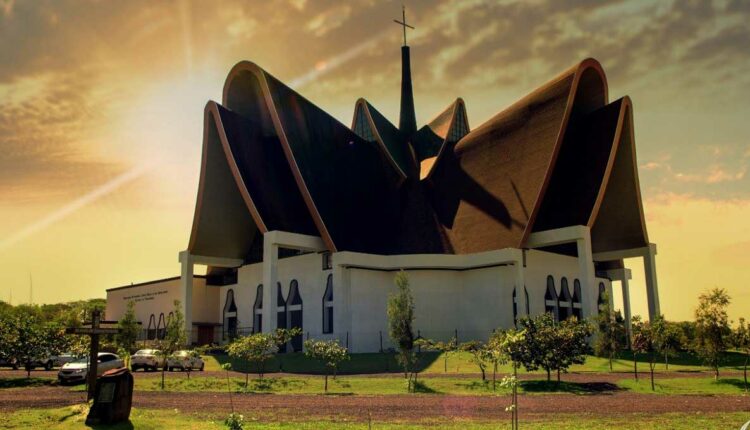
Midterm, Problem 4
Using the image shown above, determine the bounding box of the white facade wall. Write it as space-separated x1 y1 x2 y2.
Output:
217 252 333 341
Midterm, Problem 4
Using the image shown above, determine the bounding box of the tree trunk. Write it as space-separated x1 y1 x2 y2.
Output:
492 363 497 391
557 368 561 382
609 355 613 372
743 355 748 392
633 354 638 381
444 355 448 373
650 363 655 391
665 351 669 370
324 373 328 393
480 367 486 381
546 368 551 382
714 365 719 381
245 371 249 392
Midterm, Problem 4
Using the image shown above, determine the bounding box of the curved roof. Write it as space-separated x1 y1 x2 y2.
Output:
426 59 609 253
188 57 649 259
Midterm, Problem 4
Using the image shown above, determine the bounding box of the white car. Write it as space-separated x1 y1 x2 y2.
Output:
166 350 204 371
131 349 165 371
57 353 124 385
52 353 80 367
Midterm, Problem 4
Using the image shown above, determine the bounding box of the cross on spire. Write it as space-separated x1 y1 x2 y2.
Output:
393 5 415 46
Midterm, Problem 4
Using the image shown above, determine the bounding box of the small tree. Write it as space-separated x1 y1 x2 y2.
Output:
694 288 731 380
116 301 140 368
486 330 510 391
497 328 526 430
460 341 489 382
226 333 277 390
657 320 682 370
630 316 648 381
733 317 750 391
515 313 590 382
594 294 626 371
157 300 188 390
303 339 349 393
8 313 48 377
387 271 416 391
435 337 457 373
273 327 302 372
553 317 593 382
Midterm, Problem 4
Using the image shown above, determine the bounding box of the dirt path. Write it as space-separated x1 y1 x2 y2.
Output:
1 385 748 421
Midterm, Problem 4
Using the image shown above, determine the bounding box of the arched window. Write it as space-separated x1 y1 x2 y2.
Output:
558 277 573 321
223 289 238 340
572 280 583 320
156 313 166 340
322 274 333 334
524 287 530 315
252 284 263 334
597 282 607 312
512 288 518 326
544 276 559 321
147 314 156 340
276 283 287 352
287 280 303 352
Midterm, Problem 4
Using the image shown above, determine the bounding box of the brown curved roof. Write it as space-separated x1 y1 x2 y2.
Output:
426 59 609 253
188 57 649 259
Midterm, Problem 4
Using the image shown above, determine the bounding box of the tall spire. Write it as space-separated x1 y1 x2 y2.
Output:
393 5 417 137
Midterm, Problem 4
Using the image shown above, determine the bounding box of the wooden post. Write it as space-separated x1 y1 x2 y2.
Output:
87 310 101 401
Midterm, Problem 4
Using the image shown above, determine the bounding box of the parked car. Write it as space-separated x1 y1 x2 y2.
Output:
57 352 124 384
131 349 165 371
22 357 55 371
166 350 204 371
51 353 80 368
0 358 19 370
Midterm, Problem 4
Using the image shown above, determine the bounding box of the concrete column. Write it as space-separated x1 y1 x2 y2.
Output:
513 249 528 317
332 260 352 349
262 234 278 333
178 251 194 342
621 276 632 340
575 230 597 319
644 243 661 320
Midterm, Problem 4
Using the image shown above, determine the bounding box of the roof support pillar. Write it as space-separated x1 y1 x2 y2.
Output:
604 268 633 346
593 243 660 320
262 235 279 334
178 250 194 343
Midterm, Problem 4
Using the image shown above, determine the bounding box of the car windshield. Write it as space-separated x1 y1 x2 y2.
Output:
71 357 89 364
135 350 157 355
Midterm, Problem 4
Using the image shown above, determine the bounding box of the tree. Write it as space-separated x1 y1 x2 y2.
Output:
226 333 277 390
656 320 682 370
273 327 302 372
515 313 591 382
387 271 416 391
733 317 749 391
486 330 511 391
594 293 626 371
630 316 648 382
157 300 188 389
434 337 457 373
460 341 489 382
303 339 349 393
694 288 731 380
631 319 661 390
7 313 51 377
496 328 526 430
116 301 140 368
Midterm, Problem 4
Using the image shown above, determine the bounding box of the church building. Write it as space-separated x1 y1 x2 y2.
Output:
107 20 660 352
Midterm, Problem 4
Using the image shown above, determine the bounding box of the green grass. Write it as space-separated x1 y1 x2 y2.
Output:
618 376 750 395
0 377 55 389
203 350 749 375
0 407 748 430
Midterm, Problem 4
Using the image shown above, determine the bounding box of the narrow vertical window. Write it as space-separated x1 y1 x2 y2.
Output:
322 274 334 334
253 284 263 333
572 280 583 320
223 289 238 340
287 280 303 352
597 282 607 312
157 313 166 340
524 287 530 315
558 277 573 321
512 288 518 326
147 314 156 340
544 276 559 322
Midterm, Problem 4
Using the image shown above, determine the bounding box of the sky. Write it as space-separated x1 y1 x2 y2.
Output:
0 0 748 322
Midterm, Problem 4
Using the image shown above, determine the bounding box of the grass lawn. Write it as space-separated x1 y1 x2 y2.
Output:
60 373 747 396
203 350 749 375
0 406 748 429
618 377 750 395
